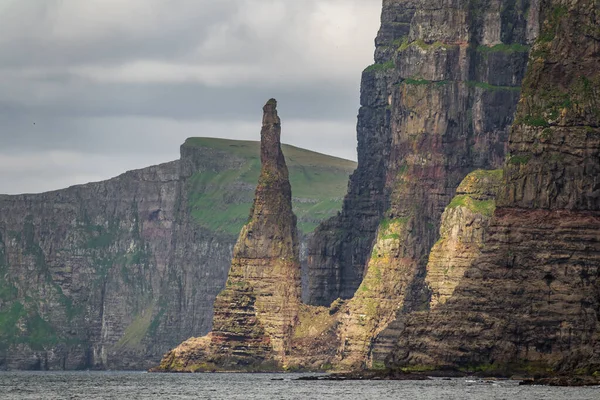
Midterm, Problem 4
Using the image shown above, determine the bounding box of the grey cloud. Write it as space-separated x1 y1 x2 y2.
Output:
0 79 359 121
0 0 380 194
0 0 240 67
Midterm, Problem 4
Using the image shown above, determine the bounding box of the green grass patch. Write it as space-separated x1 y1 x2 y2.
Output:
397 37 410 51
364 61 395 73
476 43 530 54
113 305 155 351
448 195 496 216
184 138 356 235
0 304 59 350
379 217 409 232
25 313 58 350
509 154 532 165
0 281 17 301
466 81 521 92
521 115 549 127
465 169 504 182
148 308 166 338
0 302 26 348
371 361 386 371
400 364 438 373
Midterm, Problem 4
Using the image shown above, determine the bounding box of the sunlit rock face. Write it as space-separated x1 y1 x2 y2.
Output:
388 0 600 376
154 100 302 372
308 0 537 369
425 169 503 310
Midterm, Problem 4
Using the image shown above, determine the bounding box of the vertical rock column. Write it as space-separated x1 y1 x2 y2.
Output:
154 99 301 372
215 99 301 363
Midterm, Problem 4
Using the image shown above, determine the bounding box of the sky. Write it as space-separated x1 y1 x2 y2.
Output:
0 0 382 194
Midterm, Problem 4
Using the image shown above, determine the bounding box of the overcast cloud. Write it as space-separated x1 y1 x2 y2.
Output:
0 0 381 194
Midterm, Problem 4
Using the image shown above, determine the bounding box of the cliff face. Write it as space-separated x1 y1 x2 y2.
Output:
307 0 535 308
425 169 502 309
307 0 538 368
155 100 302 372
388 0 600 375
0 162 181 370
0 137 354 370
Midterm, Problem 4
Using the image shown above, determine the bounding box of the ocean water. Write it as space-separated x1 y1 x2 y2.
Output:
1 372 599 400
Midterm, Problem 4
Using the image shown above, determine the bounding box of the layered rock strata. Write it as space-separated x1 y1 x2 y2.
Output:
0 162 183 370
307 0 536 307
426 169 502 308
335 169 503 369
0 137 353 371
155 99 302 372
313 0 539 369
388 0 600 375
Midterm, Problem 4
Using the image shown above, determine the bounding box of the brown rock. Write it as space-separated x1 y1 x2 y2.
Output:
388 0 600 377
427 169 503 308
153 99 301 372
307 0 533 369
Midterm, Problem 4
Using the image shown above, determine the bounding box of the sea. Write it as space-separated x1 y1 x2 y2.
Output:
1 372 599 400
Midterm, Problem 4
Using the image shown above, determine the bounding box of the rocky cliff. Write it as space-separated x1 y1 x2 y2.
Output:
0 136 354 370
155 99 302 372
425 169 502 309
307 0 538 368
0 162 181 370
307 0 535 308
388 0 600 376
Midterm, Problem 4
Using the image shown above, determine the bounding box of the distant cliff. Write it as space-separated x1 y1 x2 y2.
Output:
0 137 355 370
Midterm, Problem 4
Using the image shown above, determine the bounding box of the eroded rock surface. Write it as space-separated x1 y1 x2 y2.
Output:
388 0 600 376
315 0 537 369
0 138 353 371
426 169 503 309
155 100 302 372
307 0 535 308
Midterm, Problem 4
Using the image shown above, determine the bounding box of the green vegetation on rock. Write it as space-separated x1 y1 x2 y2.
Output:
0 302 58 351
476 43 530 54
508 154 532 165
184 138 356 235
114 305 156 351
399 39 457 52
447 195 496 216
364 61 395 73
466 81 521 92
538 5 568 43
448 169 503 217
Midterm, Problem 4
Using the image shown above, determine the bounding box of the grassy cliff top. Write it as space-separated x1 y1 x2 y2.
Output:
184 137 356 170
183 137 357 235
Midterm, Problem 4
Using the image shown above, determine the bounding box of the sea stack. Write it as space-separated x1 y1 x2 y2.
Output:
153 99 301 372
